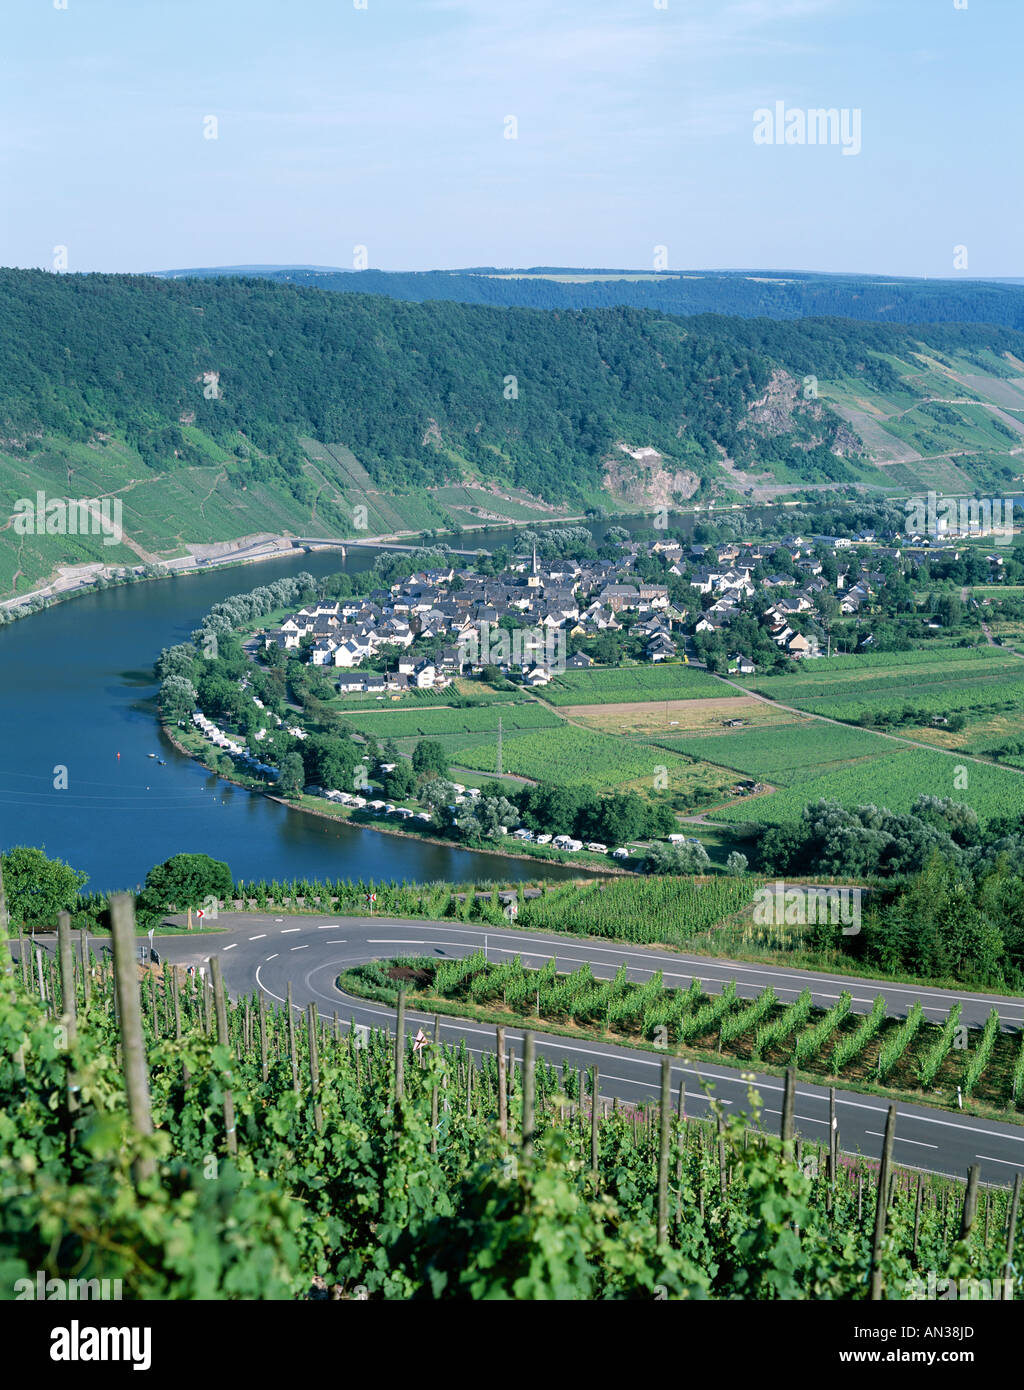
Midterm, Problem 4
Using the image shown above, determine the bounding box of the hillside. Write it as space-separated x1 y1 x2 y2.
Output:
157 265 1024 330
3 269 1024 598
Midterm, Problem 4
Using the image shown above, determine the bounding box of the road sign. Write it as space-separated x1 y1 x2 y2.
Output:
412 1028 428 1054
197 908 205 920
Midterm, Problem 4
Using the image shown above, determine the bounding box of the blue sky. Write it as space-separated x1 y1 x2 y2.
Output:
0 0 1018 276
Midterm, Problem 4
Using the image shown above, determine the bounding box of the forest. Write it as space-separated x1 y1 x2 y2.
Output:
4 268 1024 508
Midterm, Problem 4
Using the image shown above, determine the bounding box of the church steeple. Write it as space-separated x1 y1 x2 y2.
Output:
532 542 537 575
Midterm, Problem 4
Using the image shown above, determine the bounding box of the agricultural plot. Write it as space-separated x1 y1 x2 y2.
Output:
450 723 727 793
340 703 560 738
654 722 891 786
741 649 1024 724
543 664 725 706
710 745 1024 826
407 955 1024 1114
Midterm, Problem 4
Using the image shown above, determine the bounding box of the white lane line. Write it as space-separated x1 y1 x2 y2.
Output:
249 934 266 940
976 1154 1024 1168
281 928 301 934
368 938 425 944
318 925 343 930
325 939 347 944
391 924 1024 1019
290 945 309 952
866 1131 938 1150
265 953 278 961
223 943 237 951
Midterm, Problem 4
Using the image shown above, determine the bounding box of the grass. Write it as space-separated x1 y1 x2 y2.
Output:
653 721 892 786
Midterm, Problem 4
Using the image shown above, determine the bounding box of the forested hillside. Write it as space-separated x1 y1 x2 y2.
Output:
160 265 1024 331
3 269 1024 598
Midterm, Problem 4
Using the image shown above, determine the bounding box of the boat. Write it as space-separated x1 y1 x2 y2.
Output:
147 753 156 758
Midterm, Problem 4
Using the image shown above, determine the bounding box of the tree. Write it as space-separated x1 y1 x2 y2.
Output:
160 674 198 720
412 740 449 781
139 852 233 914
278 751 306 796
383 762 417 799
1 846 88 929
726 851 749 875
644 840 710 874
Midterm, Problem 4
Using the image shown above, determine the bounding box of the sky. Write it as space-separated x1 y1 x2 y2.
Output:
0 0 1019 277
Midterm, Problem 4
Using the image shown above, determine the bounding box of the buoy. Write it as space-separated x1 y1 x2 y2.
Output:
116 752 120 760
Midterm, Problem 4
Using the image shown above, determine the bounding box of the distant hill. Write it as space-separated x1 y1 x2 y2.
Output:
3 268 1024 597
151 266 1024 330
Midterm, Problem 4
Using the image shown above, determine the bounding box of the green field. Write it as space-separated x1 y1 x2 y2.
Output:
710 745 1024 826
654 722 892 786
740 647 1024 722
543 664 725 706
340 703 561 738
450 724 706 791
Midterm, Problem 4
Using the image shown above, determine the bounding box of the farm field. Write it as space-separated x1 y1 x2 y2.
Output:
450 723 734 795
340 702 561 738
562 694 790 736
710 744 1024 827
542 663 725 705
740 647 1024 723
654 721 893 786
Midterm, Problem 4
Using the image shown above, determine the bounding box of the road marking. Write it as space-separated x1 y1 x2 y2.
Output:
281 928 300 934
325 939 347 944
249 934 266 940
223 943 237 950
866 1131 938 1150
976 1154 1024 1168
265 953 278 961
290 945 309 952
368 938 425 944
318 925 343 930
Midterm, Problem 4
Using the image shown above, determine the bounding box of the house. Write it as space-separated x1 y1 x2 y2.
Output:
599 584 640 613
566 651 594 669
727 653 756 675
645 633 677 662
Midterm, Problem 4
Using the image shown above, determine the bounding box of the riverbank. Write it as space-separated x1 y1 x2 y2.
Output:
162 718 626 874
0 505 621 620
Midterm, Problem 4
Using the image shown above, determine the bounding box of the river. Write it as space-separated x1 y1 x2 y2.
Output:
0 510 775 892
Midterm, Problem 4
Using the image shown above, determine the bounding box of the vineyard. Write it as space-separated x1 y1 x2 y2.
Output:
450 724 711 791
542 665 725 706
710 746 1024 826
655 722 891 785
4 905 1022 1300
353 953 1024 1117
340 703 561 738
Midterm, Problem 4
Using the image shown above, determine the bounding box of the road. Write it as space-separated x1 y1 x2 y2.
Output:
38 911 1024 1187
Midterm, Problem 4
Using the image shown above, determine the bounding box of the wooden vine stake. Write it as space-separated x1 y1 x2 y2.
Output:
109 893 155 1186
590 1065 600 1176
521 1032 536 1160
286 981 299 1094
209 956 238 1157
307 1003 323 1133
259 991 269 1084
959 1164 980 1243
56 911 79 1115
496 1026 508 1142
657 1058 671 1245
868 1104 898 1300
1004 1173 1021 1289
394 989 406 1102
430 1016 440 1155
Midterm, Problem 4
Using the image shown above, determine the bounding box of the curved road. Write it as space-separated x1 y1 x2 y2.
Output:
126 912 1024 1187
